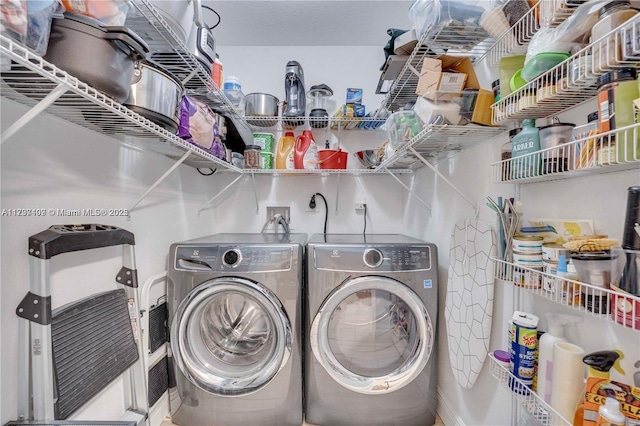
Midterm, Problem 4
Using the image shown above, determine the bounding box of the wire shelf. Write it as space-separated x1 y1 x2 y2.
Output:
382 23 494 111
491 123 640 183
220 168 414 176
0 35 231 170
126 0 253 141
493 258 640 330
377 124 506 169
483 3 541 67
240 116 386 131
492 16 640 124
489 353 571 426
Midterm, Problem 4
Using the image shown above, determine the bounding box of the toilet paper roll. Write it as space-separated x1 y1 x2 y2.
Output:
550 341 586 424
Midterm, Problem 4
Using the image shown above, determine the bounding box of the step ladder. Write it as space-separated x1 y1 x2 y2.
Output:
13 224 148 426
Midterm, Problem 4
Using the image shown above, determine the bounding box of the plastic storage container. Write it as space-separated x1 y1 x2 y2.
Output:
382 110 423 150
591 0 638 73
244 145 261 169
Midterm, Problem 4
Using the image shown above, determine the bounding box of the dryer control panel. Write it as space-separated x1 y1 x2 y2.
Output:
174 245 292 272
314 245 432 272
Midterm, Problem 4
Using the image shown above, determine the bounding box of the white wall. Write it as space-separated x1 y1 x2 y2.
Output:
0 100 220 423
403 112 640 425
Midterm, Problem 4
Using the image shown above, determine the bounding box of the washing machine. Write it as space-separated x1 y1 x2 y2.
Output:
167 233 306 426
306 234 438 426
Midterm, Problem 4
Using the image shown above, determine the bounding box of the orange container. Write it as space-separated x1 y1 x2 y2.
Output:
318 149 348 169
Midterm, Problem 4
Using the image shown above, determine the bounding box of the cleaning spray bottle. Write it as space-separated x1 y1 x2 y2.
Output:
573 350 625 426
537 314 581 404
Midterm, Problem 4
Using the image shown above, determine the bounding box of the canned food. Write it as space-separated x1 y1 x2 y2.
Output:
542 260 559 294
512 235 544 254
513 252 543 288
542 243 570 261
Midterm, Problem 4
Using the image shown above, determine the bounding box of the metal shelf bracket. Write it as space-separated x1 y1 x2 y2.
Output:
384 168 432 213
409 147 478 215
335 174 341 215
1 83 69 144
407 63 421 78
128 151 191 216
198 175 244 215
250 172 259 214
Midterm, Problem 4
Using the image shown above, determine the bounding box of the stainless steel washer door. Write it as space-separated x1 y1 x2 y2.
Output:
171 277 292 396
310 276 433 395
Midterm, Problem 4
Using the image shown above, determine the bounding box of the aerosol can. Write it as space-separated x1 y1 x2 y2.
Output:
283 60 305 126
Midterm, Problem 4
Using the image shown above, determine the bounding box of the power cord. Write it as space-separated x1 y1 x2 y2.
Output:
309 192 328 234
197 168 216 176
363 203 367 235
202 5 221 29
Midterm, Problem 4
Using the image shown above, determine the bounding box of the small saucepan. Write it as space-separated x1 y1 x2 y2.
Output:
245 93 279 127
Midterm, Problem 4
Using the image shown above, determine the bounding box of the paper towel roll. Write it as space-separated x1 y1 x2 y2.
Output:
550 341 586 424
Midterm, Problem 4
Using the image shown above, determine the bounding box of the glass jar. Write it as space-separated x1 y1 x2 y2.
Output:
597 67 639 161
591 0 638 73
231 152 244 168
243 145 262 169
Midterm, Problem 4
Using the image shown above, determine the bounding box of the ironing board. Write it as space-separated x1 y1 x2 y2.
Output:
445 219 496 389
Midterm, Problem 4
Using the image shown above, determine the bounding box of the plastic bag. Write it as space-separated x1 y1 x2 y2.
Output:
26 0 61 55
409 0 487 46
61 0 129 26
1 0 28 44
381 110 424 149
552 0 609 44
178 96 227 159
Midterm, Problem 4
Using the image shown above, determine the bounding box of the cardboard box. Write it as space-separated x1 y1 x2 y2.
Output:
416 55 480 100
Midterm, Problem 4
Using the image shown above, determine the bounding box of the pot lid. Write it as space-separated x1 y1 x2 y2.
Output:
539 122 575 130
570 252 618 261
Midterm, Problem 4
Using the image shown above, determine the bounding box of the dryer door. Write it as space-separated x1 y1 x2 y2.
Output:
310 275 433 395
171 277 292 396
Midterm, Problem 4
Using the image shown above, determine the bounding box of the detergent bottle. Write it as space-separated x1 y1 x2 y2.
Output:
276 132 295 170
294 129 318 170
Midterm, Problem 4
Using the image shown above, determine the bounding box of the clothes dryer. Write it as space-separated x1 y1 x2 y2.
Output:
306 234 438 426
167 233 305 426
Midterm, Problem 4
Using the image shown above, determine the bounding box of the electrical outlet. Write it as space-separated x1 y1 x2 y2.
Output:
266 206 290 223
355 199 366 212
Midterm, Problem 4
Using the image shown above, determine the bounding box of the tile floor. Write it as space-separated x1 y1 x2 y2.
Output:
161 413 445 425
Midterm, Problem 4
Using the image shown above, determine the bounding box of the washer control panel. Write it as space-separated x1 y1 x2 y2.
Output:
174 245 292 272
314 245 432 272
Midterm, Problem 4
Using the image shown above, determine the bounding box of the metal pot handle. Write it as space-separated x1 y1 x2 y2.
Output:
102 27 150 60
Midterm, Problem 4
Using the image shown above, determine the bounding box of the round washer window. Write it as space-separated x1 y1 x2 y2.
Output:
310 276 433 395
172 277 292 396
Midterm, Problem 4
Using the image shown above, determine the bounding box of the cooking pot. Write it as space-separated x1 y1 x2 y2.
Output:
124 61 183 132
149 0 203 44
245 93 279 127
44 13 149 102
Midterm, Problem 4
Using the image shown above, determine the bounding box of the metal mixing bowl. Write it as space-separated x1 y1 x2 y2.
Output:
355 150 381 168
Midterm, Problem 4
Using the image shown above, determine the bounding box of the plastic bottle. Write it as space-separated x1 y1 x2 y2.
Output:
294 130 318 170
596 397 626 426
212 54 223 89
537 314 580 404
275 132 295 170
511 118 541 179
557 255 580 305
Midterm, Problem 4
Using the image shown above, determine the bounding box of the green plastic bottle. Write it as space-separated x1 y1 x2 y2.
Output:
511 118 541 179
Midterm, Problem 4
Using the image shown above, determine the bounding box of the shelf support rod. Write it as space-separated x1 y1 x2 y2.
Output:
335 174 341 215
198 175 244 214
128 151 191 215
1 83 68 144
181 68 199 86
251 172 259 214
407 63 421 78
385 168 432 212
409 147 478 214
